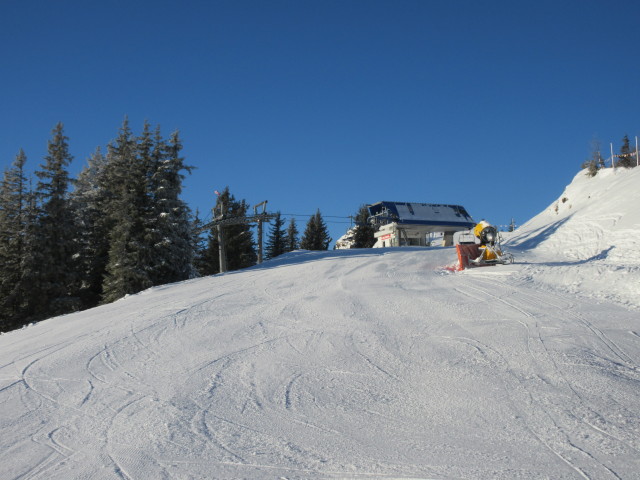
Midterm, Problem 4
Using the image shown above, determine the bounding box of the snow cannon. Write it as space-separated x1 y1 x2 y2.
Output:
454 221 514 270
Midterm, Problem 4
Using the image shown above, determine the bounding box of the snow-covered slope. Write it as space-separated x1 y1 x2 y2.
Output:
506 167 640 309
2 247 640 479
1 168 639 479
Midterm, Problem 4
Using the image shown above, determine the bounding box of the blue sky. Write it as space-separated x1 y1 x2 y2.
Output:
2 0 639 245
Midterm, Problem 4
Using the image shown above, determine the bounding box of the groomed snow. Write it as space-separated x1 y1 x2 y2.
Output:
1 168 639 479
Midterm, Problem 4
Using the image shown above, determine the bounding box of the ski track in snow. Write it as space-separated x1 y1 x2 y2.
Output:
1 246 639 479
452 276 635 479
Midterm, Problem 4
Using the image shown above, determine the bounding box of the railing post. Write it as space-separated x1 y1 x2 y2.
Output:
611 143 616 170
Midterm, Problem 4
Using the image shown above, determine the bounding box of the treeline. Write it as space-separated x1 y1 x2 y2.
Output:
0 120 195 332
0 120 333 333
582 134 639 176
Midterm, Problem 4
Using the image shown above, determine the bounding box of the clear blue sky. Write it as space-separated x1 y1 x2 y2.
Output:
2 0 639 245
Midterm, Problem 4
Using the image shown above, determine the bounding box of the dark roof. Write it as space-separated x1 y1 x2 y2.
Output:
368 201 475 228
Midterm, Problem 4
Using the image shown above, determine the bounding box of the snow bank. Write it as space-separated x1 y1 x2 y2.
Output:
508 167 640 309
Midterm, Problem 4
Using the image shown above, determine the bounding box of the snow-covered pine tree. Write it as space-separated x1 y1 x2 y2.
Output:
149 129 194 284
27 123 81 318
18 183 41 321
300 209 331 250
284 217 299 252
70 147 111 309
265 212 286 260
352 205 376 248
190 208 208 275
101 119 155 303
0 150 29 331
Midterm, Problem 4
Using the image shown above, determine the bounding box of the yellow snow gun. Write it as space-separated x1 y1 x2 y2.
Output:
455 221 514 270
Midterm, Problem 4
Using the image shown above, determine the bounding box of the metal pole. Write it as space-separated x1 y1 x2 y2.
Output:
636 136 639 167
253 201 268 264
217 201 227 273
218 225 227 273
610 143 615 170
257 218 263 264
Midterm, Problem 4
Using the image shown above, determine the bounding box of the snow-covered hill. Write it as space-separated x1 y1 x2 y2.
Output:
506 167 640 309
1 168 639 479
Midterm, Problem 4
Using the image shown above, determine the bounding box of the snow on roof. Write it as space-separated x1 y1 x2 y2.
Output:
368 201 475 228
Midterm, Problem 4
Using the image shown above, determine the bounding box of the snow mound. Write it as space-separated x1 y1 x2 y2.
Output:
507 167 640 308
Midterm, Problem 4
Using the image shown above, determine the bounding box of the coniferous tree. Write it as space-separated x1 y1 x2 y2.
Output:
618 134 634 168
26 123 80 318
265 212 287 260
284 217 299 252
1 119 196 326
191 208 208 275
148 129 194 283
71 147 111 308
0 150 29 330
352 205 376 248
18 184 41 320
138 121 159 277
199 226 221 276
101 120 195 302
101 119 155 303
300 209 331 250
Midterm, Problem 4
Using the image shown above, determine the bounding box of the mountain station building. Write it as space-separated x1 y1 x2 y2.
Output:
367 201 475 248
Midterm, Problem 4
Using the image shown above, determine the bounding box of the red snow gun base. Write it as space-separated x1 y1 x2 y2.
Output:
456 244 482 270
455 243 514 270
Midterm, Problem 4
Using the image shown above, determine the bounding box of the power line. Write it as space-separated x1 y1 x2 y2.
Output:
197 209 351 222
280 213 351 219
196 208 353 231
